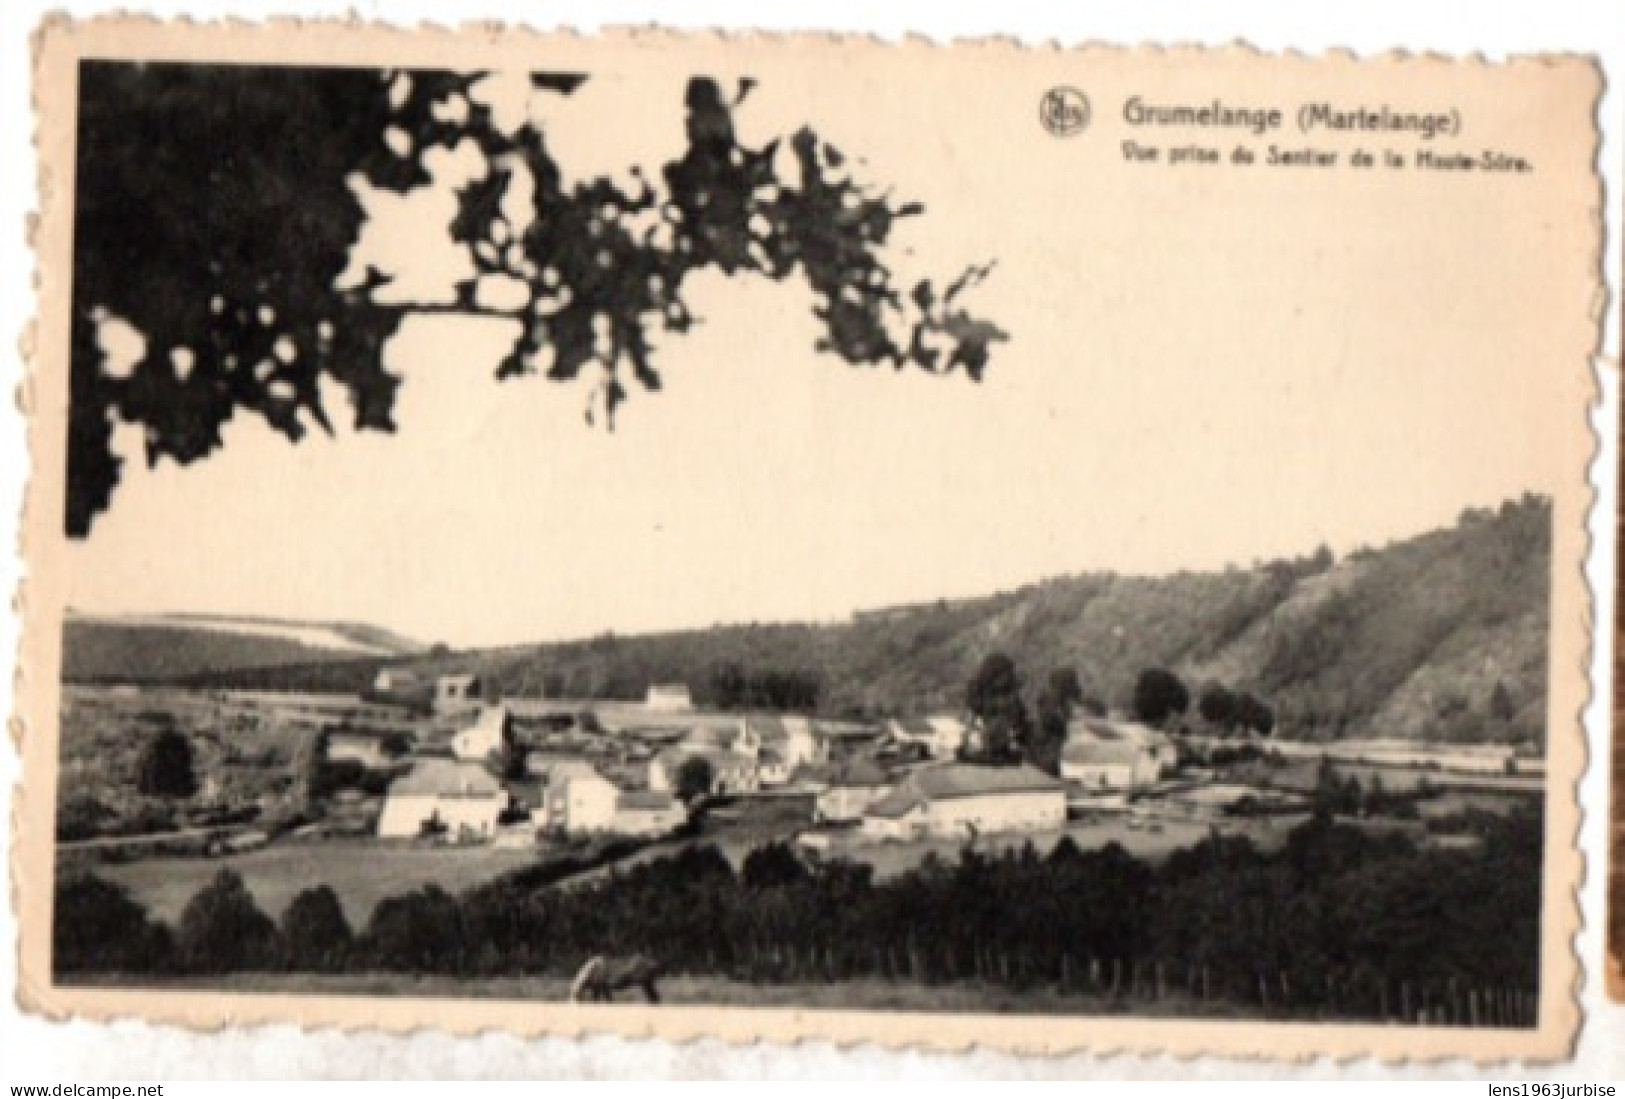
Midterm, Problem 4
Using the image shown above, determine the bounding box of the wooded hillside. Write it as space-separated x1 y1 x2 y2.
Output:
69 495 1550 744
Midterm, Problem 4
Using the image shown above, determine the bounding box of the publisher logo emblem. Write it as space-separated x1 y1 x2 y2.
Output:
1040 86 1090 137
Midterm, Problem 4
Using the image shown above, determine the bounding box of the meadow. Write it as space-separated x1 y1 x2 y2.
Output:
81 840 541 925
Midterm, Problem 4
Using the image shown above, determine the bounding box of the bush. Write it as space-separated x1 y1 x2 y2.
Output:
177 868 280 972
362 885 466 973
52 873 173 975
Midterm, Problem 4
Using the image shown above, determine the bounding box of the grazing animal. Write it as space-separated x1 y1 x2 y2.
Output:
569 954 665 1003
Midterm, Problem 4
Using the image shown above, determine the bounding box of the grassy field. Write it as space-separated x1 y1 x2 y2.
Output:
61 970 1272 1018
81 841 542 925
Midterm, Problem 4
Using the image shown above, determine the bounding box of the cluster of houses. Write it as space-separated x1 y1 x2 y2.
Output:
365 676 694 843
346 671 1201 849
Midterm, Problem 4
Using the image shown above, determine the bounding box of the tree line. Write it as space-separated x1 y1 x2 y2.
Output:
54 806 1541 1024
961 653 1277 775
702 662 823 712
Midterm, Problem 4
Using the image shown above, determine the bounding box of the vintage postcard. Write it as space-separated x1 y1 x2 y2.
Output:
16 19 1602 1061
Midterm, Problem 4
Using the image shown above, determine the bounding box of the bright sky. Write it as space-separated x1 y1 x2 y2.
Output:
62 54 1593 648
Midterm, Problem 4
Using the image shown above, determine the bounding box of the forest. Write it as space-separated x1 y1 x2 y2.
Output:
54 805 1542 1025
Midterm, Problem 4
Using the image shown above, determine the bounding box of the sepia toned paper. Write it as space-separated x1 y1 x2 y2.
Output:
17 17 1604 1062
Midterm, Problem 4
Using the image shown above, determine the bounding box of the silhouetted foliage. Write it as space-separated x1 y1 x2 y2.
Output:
742 841 810 890
361 884 468 973
52 873 173 974
69 63 1003 536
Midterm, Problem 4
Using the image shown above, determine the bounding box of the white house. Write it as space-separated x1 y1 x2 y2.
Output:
612 790 688 836
645 684 694 713
859 763 1066 841
1060 718 1177 791
435 673 483 715
887 715 968 760
532 758 620 834
747 715 829 776
452 704 511 762
377 759 505 841
814 757 894 823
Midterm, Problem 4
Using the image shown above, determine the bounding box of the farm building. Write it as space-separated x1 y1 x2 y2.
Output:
435 673 483 715
376 758 505 841
1060 718 1177 791
452 704 511 762
886 715 968 759
683 719 760 759
645 684 694 712
814 757 895 823
613 790 688 836
531 758 620 834
859 763 1066 841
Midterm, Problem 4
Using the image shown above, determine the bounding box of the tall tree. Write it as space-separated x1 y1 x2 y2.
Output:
1198 683 1238 730
675 755 716 802
52 873 173 974
1031 666 1084 775
136 728 198 799
965 651 1029 764
1132 667 1190 727
69 64 1004 537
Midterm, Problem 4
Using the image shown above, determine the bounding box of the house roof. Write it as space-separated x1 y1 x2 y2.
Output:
1062 740 1143 768
1067 717 1168 746
504 779 546 807
389 759 503 798
828 756 891 788
438 673 480 689
908 763 1065 801
890 717 939 740
531 757 605 784
616 790 679 812
685 722 745 748
656 745 755 773
747 715 789 742
865 787 927 819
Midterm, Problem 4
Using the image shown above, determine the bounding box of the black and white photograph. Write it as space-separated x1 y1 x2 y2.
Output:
14 21 1601 1062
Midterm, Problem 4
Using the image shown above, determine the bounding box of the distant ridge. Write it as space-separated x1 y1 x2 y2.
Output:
67 496 1550 746
61 611 423 683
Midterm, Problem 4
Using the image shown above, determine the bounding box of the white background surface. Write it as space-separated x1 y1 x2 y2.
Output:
0 0 1621 1080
